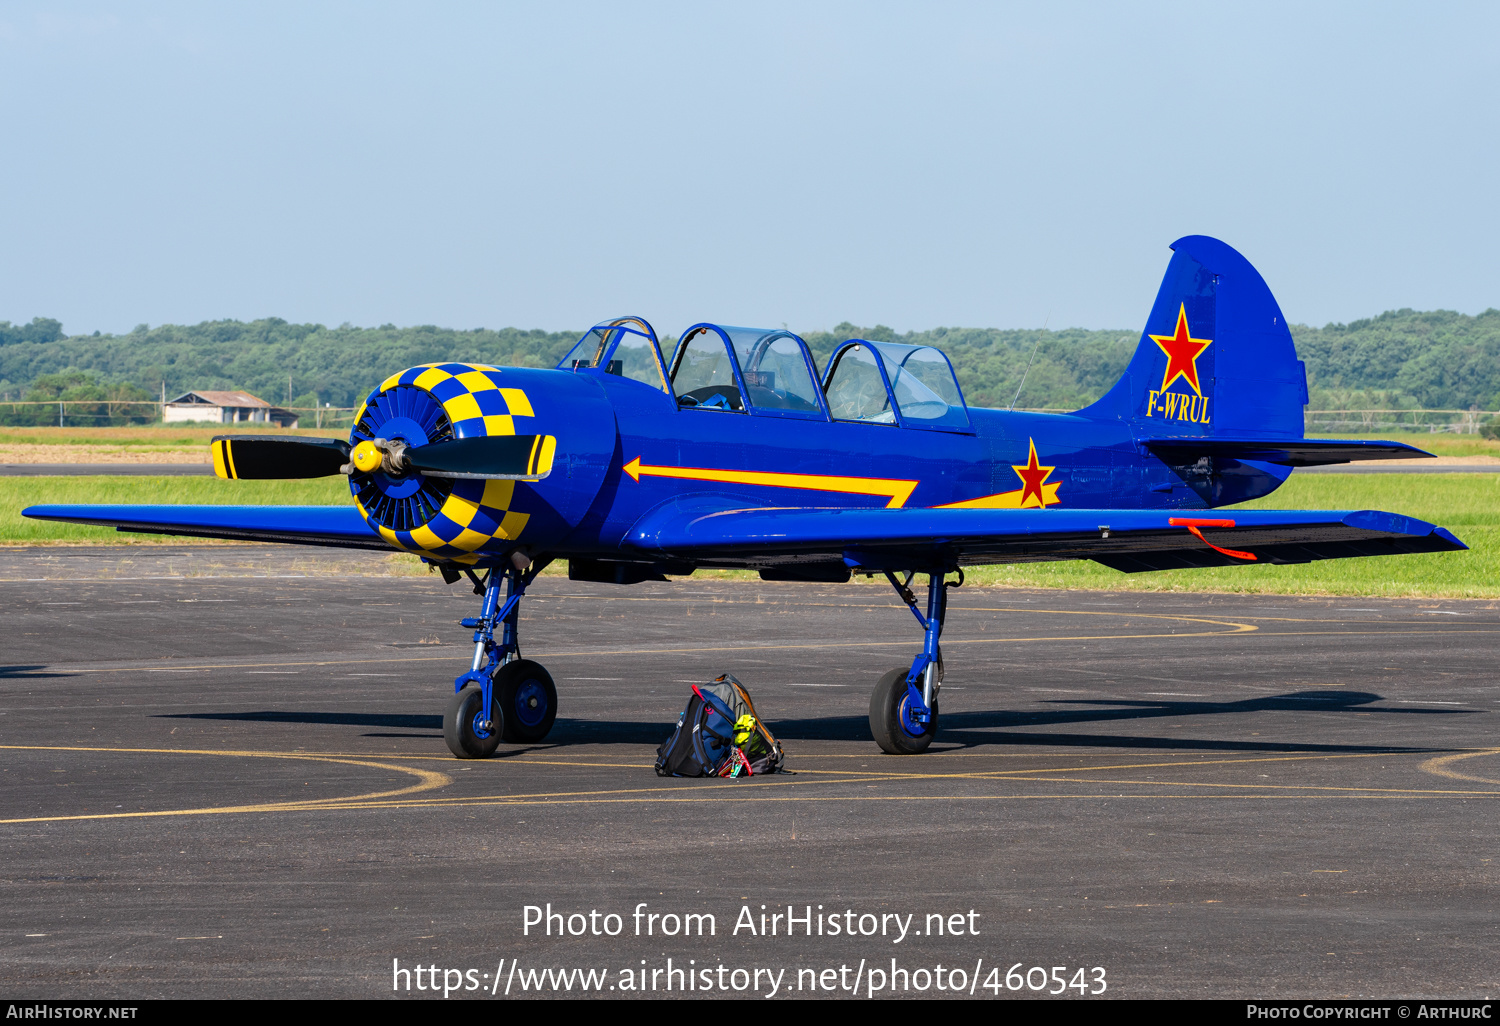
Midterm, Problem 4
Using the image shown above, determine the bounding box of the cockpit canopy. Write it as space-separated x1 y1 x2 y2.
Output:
823 340 971 431
561 317 970 432
671 324 826 418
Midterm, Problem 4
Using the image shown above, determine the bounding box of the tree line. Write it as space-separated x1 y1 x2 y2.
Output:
0 307 1496 426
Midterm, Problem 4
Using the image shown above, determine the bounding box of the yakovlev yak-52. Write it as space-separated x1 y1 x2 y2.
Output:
25 237 1464 758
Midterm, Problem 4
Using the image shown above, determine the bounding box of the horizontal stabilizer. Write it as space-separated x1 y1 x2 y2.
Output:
22 504 387 550
1142 436 1434 467
624 501 1465 574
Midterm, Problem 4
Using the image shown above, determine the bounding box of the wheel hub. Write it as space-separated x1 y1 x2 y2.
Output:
514 680 549 727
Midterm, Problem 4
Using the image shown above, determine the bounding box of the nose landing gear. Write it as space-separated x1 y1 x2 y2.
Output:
442 558 556 758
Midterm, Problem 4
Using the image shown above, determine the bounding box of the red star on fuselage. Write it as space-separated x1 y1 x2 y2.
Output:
1012 438 1055 509
1149 303 1213 396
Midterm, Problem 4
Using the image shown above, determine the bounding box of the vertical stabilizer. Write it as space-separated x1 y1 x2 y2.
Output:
1078 236 1307 440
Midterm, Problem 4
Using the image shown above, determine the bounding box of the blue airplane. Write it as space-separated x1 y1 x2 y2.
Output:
24 236 1465 759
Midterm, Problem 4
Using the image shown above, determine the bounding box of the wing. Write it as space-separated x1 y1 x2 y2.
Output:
22 504 388 551
624 501 1466 573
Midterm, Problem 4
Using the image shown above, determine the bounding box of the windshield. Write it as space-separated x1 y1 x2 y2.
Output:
558 318 668 391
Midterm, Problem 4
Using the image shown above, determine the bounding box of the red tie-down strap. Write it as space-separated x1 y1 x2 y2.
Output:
1167 518 1258 561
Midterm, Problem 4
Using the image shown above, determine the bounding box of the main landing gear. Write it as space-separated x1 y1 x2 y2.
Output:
442 559 557 759
869 568 962 755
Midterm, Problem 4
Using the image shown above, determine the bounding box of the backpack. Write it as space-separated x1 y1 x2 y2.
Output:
655 674 785 778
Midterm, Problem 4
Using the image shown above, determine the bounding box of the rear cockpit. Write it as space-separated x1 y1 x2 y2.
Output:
824 341 971 432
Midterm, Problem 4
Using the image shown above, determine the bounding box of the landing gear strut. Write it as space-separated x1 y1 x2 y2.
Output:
443 558 556 758
869 568 962 755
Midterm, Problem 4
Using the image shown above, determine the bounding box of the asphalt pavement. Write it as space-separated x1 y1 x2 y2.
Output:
1 545 1497 999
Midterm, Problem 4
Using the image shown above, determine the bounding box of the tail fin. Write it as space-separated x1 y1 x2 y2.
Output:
1078 235 1307 438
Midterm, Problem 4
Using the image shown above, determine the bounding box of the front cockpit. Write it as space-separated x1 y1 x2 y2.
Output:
671 324 827 417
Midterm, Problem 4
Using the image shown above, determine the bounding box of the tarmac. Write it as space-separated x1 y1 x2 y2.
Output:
1 544 1497 999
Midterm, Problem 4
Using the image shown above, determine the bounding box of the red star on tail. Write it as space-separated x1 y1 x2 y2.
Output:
1149 303 1213 396
1012 438 1055 509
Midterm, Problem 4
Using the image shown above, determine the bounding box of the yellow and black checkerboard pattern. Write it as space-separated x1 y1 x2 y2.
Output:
359 362 536 440
353 363 535 564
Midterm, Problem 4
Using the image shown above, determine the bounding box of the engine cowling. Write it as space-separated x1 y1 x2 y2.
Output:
348 362 615 564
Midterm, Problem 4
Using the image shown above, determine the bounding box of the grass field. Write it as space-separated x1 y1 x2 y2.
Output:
0 477 349 545
2 472 1495 598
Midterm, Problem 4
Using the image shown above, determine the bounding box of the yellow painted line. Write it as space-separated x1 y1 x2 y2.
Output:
37 626 1262 676
0 745 451 825
544 596 1262 633
1418 748 1500 786
622 456 918 508
787 752 1399 780
986 775 1500 797
274 753 1432 810
1256 629 1500 638
7 744 1485 824
243 793 1460 812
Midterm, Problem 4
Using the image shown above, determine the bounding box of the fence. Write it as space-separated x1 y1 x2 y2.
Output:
0 401 361 429
1301 409 1497 435
1012 408 1497 434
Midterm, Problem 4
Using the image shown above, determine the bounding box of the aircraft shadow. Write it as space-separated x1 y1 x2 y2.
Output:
767 689 1466 754
158 711 442 729
1 665 75 679
156 711 671 746
151 690 1466 754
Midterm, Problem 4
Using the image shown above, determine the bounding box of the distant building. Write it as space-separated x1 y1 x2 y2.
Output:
163 390 299 428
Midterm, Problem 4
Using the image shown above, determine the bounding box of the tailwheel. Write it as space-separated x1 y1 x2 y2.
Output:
495 659 557 743
869 666 938 755
444 685 503 759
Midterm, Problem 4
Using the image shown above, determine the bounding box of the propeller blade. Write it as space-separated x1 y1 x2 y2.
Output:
211 435 351 480
405 434 556 481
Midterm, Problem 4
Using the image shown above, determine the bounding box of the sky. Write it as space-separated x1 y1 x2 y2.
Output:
0 1 1496 337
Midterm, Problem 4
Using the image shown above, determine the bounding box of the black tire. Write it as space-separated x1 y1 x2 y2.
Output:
444 685 503 759
494 659 558 744
869 666 938 755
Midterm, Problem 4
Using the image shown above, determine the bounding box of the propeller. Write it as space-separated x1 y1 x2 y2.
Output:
211 434 556 482
211 435 349 479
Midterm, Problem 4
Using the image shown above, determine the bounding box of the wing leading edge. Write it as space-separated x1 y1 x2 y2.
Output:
624 502 1466 573
22 504 387 551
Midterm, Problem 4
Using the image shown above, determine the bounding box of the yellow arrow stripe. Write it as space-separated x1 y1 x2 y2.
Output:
623 457 918 508
936 481 1061 509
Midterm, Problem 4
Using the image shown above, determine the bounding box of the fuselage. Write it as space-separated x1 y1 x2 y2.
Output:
348 361 1292 568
